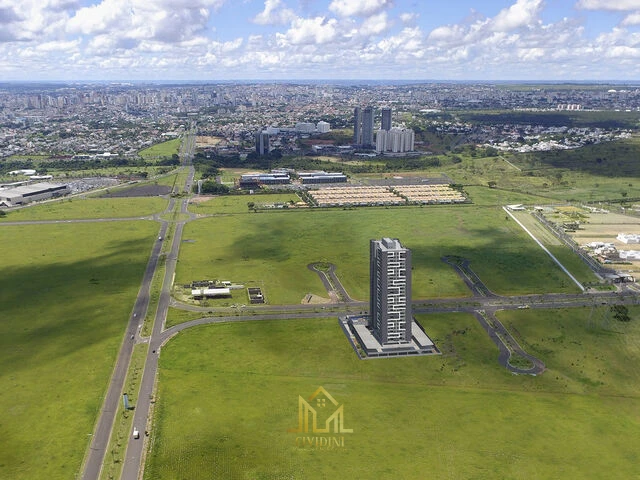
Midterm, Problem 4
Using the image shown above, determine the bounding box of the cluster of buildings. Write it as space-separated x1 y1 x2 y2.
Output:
352 106 415 153
238 170 347 189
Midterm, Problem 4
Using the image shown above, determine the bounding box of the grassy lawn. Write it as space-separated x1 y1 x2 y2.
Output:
0 197 167 221
188 193 301 215
138 138 181 160
176 205 588 305
0 221 158 480
498 307 640 396
145 314 640 479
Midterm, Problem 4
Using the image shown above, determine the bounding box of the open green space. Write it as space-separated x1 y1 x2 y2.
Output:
188 193 301 215
498 306 640 396
458 109 640 129
145 314 640 479
0 197 167 221
0 221 158 480
138 138 181 161
176 204 590 306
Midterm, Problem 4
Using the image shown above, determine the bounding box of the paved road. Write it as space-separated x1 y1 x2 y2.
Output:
121 168 194 480
474 309 546 375
81 220 169 480
307 262 357 303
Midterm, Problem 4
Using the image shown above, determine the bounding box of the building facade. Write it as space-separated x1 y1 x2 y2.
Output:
369 238 412 345
353 107 362 144
362 106 375 147
255 131 270 155
353 106 374 147
381 107 392 131
375 127 415 153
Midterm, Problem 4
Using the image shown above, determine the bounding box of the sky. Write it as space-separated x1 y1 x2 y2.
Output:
3 0 640 81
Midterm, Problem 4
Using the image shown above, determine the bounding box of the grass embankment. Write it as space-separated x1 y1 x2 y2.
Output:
145 312 640 479
0 221 157 480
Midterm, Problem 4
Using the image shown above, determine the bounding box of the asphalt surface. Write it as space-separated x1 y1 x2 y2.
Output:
80 218 169 480
120 160 195 479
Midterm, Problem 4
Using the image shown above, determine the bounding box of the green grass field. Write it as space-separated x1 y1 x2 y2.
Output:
176 205 593 305
145 312 640 479
0 197 167 221
0 221 158 480
138 138 181 160
188 194 301 215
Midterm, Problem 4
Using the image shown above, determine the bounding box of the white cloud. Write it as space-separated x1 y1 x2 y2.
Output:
252 0 296 25
277 16 338 45
359 12 391 36
400 13 417 25
576 0 640 11
67 0 226 43
492 0 543 31
621 11 640 25
328 0 392 18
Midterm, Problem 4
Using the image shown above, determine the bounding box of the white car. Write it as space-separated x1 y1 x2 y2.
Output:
133 428 140 439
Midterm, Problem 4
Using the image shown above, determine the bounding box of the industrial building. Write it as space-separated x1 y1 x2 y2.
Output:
298 171 347 184
0 182 70 207
239 172 290 189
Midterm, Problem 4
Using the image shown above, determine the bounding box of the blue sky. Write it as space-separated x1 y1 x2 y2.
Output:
3 0 640 81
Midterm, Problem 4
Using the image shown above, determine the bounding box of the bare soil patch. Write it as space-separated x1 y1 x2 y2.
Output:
102 184 171 197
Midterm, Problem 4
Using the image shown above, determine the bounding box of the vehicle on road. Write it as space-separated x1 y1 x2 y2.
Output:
133 428 139 439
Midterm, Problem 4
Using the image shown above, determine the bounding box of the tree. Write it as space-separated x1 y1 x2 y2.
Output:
200 181 230 194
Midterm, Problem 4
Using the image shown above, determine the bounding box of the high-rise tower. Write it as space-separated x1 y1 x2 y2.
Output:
381 107 392 131
369 238 412 345
255 131 269 155
362 106 375 147
353 107 362 144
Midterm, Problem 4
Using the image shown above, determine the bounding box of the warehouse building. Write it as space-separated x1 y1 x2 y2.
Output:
299 171 347 184
0 182 70 207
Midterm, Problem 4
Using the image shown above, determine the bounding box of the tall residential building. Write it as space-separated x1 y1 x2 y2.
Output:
362 106 375 147
370 238 412 345
375 127 415 153
381 107 392 131
255 131 270 155
353 107 362 144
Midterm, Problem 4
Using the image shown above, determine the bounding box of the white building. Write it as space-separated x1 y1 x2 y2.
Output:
617 233 640 244
317 121 330 133
0 182 70 207
375 127 415 153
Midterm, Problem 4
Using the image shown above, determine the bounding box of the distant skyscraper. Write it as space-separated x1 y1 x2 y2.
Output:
353 107 362 144
370 238 412 345
362 106 374 147
255 131 269 155
381 107 392 131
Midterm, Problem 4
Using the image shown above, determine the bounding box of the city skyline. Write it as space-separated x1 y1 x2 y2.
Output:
3 1 640 82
